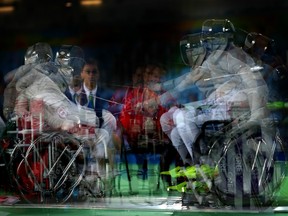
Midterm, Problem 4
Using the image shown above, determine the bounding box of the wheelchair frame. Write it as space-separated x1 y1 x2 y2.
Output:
179 117 287 209
4 113 110 204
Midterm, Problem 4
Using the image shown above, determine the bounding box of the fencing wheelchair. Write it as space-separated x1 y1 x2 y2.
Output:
5 100 110 204
176 102 287 208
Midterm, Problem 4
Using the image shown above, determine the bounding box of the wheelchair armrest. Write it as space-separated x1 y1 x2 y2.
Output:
201 120 232 137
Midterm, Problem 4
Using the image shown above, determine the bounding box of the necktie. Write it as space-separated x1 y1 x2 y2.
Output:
88 92 94 109
73 93 78 103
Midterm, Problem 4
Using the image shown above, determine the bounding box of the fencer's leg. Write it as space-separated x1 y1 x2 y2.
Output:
160 106 178 140
247 86 269 121
101 110 118 171
259 120 275 157
170 127 193 166
173 108 199 163
93 128 110 179
101 110 117 133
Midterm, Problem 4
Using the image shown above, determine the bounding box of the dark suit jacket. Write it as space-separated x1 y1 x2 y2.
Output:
78 84 114 127
64 89 74 103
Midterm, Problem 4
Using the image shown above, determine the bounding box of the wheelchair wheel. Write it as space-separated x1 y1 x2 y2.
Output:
10 133 86 204
208 123 286 209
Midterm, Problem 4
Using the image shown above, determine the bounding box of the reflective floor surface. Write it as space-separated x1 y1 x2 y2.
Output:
0 175 287 216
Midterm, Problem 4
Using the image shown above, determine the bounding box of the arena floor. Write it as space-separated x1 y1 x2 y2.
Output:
0 162 288 216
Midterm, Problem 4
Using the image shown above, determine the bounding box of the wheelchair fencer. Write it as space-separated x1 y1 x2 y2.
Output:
1 44 113 204
201 29 288 208
156 20 288 208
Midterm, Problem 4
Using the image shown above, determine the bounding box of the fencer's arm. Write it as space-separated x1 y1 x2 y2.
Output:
3 64 36 119
161 72 190 91
158 67 210 106
239 66 269 120
158 75 194 106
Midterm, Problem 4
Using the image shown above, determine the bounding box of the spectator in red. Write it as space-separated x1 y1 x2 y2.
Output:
119 63 175 185
119 63 169 148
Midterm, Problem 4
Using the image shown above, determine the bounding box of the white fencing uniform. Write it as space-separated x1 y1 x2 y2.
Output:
160 45 269 165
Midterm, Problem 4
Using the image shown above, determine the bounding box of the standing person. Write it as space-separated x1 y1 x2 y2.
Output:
78 57 118 177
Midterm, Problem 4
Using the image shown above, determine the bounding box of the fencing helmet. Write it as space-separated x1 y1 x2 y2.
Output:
24 42 53 65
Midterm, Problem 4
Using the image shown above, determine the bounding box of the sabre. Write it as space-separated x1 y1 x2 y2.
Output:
203 66 263 81
95 96 124 105
78 92 124 105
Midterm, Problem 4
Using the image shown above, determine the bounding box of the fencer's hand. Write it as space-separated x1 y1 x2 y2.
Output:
176 104 185 108
143 97 159 115
191 66 211 86
134 102 143 113
148 82 162 92
61 120 79 133
130 122 141 133
134 97 159 114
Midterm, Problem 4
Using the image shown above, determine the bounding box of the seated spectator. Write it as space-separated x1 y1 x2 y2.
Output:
77 57 119 176
119 63 176 185
108 65 145 120
65 74 83 104
119 63 169 148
